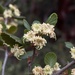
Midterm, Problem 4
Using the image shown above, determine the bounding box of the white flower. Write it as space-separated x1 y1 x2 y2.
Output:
33 36 47 50
9 4 20 17
31 22 56 39
14 9 20 16
3 9 13 18
50 32 56 39
0 24 3 34
11 44 25 59
71 68 75 75
70 47 75 59
43 65 54 75
42 23 54 34
9 4 17 10
31 23 42 33
32 66 43 75
23 30 36 42
53 62 61 71
41 23 56 39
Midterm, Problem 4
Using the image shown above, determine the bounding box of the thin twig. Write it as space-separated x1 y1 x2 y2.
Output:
4 0 13 7
1 17 8 75
53 60 75 75
1 50 8 75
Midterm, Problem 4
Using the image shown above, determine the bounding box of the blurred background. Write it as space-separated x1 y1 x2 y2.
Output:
0 0 75 75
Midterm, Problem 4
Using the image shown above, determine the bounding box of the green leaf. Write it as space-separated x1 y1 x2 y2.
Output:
44 52 57 67
20 51 33 59
24 29 29 34
46 13 58 25
32 20 40 24
0 4 5 14
7 26 17 34
65 42 74 49
23 19 31 30
1 32 22 47
13 16 25 20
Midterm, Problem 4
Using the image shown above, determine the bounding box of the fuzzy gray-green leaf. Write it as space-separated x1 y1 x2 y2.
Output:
1 32 22 47
46 13 58 25
23 19 31 30
65 42 74 49
44 52 57 67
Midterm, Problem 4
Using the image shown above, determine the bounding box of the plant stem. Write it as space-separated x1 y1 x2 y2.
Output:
2 50 8 75
53 60 75 75
4 0 12 7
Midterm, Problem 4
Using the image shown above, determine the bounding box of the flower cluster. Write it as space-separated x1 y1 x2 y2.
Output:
32 62 61 75
23 30 36 42
23 23 55 50
33 36 47 50
11 44 25 59
70 47 75 59
3 9 12 18
71 68 75 75
23 30 47 50
32 23 56 38
1 4 19 31
43 65 54 75
32 66 43 75
31 23 42 33
9 4 20 16
3 4 20 18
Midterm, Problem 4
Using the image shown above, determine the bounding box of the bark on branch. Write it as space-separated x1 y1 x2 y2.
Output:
53 60 75 75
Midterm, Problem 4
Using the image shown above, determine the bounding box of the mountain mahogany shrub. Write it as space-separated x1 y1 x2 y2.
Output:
0 4 75 75
0 3 57 64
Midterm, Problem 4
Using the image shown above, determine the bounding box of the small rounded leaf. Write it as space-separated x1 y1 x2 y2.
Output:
65 42 74 49
44 52 57 67
46 13 58 26
1 32 22 47
7 26 17 34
